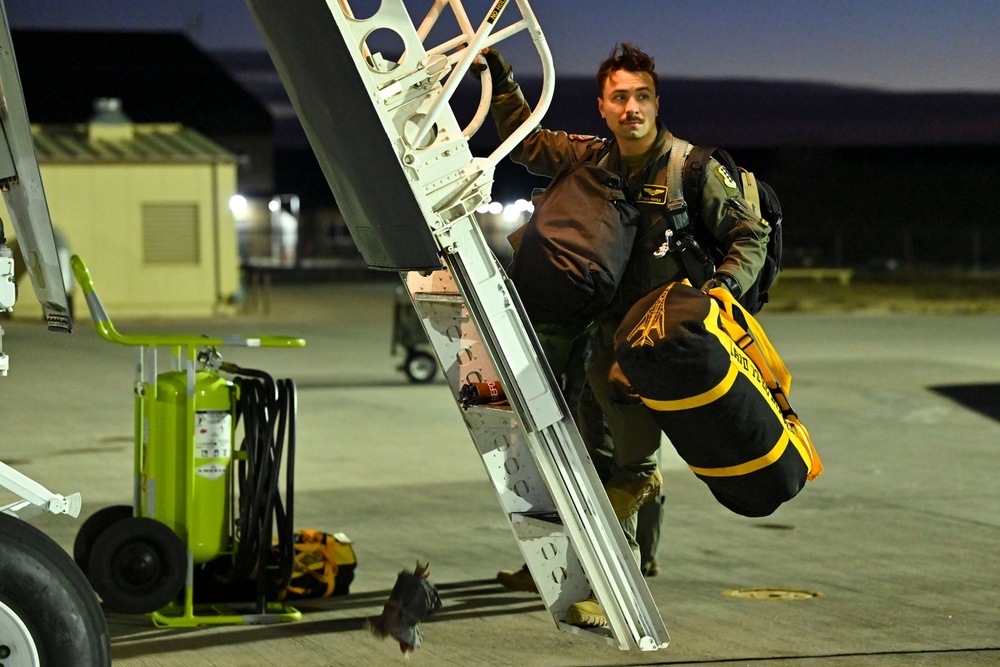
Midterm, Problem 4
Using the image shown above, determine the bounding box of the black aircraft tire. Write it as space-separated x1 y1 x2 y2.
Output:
73 504 133 576
0 512 111 667
88 517 186 615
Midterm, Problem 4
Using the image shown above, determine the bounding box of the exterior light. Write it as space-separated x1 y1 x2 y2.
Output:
229 194 248 216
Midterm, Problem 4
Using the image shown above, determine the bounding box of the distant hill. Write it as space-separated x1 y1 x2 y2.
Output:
526 76 1000 149
214 50 1000 150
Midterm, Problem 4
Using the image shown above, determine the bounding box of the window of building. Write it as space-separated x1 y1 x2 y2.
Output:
142 203 200 264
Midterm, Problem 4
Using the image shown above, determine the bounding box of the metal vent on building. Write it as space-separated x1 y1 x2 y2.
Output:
142 203 200 264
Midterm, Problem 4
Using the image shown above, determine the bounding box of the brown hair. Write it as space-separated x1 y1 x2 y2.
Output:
596 43 658 97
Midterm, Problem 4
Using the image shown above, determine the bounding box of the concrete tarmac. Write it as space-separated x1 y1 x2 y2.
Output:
2 280 998 666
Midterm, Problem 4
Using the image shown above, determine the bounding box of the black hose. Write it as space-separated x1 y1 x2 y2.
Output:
224 363 296 609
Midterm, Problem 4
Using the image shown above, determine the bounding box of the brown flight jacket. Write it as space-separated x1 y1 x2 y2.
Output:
490 83 770 334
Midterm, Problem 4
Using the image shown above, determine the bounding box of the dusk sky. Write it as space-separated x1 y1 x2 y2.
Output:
5 0 1000 93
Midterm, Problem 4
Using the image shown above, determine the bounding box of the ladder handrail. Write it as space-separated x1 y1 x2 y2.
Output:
410 0 555 172
70 255 305 349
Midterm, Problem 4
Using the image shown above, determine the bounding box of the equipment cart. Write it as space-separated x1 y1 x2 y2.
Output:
70 255 307 628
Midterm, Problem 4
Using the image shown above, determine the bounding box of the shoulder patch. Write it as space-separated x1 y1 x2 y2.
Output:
568 134 597 142
716 165 738 190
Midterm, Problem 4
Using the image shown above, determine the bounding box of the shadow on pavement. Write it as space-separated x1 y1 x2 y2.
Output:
930 382 1000 421
108 578 544 660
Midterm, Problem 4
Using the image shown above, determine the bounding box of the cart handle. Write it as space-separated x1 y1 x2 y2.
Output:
71 255 305 349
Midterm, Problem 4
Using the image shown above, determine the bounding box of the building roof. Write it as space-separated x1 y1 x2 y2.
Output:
31 123 236 163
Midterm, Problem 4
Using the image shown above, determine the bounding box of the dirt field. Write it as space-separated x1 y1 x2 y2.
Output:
766 270 1000 314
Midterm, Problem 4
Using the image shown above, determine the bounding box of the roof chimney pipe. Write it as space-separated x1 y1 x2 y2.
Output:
88 97 134 142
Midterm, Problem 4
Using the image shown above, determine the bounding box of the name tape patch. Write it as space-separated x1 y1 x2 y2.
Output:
635 184 667 205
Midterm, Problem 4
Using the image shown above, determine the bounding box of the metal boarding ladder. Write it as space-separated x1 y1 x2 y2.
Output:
245 0 668 650
0 0 80 522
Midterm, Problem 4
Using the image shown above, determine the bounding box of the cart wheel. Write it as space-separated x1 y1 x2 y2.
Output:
404 351 437 383
73 504 133 576
0 513 111 667
87 517 186 615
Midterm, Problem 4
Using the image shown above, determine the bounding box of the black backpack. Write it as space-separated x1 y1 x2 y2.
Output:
507 141 640 329
662 140 782 315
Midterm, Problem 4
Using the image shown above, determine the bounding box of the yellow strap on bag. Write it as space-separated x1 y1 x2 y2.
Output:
276 529 357 600
290 529 339 598
708 287 824 481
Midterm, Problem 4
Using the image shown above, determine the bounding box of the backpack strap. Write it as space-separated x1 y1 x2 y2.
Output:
665 136 693 229
655 137 716 283
711 289 823 481
562 138 614 177
682 144 717 215
594 139 613 168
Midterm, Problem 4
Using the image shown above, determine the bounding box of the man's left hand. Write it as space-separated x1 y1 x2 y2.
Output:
608 361 641 404
701 273 740 297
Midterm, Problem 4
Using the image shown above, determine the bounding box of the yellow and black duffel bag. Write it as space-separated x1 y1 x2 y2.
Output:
275 529 357 600
614 281 822 517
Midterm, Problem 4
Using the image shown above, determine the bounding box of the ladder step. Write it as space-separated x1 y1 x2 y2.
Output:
556 621 615 645
463 403 512 414
511 510 563 526
412 293 463 304
510 511 565 540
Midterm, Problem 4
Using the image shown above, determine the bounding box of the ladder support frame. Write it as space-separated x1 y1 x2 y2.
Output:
247 0 669 650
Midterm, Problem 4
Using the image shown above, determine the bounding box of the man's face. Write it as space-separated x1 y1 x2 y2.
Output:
597 69 659 150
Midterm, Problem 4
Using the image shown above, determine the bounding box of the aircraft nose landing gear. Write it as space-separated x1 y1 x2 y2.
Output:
0 513 111 667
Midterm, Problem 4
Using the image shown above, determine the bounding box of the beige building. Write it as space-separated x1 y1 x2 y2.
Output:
10 100 241 319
